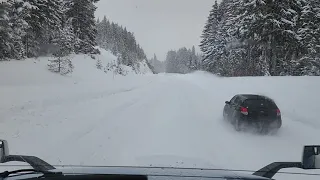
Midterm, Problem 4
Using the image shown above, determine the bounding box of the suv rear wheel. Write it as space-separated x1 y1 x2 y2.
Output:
234 117 243 131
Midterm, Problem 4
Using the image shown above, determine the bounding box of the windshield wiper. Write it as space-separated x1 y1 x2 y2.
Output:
2 155 55 171
0 169 63 178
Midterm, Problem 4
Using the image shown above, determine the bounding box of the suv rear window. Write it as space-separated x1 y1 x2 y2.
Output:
243 99 277 109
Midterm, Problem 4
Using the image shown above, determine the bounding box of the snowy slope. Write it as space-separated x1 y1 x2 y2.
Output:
0 64 320 180
0 48 152 114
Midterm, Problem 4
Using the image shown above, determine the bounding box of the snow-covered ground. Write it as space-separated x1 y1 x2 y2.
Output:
0 52 319 180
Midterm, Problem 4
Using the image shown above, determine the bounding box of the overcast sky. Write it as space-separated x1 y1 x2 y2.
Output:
95 0 217 61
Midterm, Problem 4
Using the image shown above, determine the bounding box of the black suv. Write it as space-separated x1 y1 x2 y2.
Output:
223 94 282 133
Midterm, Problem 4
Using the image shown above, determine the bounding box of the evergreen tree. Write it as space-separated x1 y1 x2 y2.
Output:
96 16 148 67
152 53 157 64
66 0 99 54
0 1 11 60
200 0 219 63
200 0 320 76
165 46 201 73
6 0 28 59
48 55 74 75
149 53 164 73
190 45 199 70
51 18 75 56
165 50 177 73
20 0 63 57
293 0 320 75
96 58 102 69
48 17 74 76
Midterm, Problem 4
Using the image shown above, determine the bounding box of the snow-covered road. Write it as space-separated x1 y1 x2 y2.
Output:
1 72 320 180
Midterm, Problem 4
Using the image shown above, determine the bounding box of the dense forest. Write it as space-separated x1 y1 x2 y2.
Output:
96 16 147 67
0 0 100 60
165 46 202 74
0 0 149 72
200 0 320 76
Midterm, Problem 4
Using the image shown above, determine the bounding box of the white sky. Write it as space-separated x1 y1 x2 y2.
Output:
95 0 217 61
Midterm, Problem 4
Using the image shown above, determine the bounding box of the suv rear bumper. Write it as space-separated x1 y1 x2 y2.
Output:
239 115 282 129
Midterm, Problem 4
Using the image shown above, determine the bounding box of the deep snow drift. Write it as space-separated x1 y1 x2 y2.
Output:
0 55 319 180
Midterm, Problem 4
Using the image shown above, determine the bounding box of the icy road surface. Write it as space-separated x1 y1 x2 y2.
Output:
1 72 320 180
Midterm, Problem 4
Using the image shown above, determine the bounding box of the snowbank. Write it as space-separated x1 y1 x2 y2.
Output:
0 47 153 125
0 47 152 83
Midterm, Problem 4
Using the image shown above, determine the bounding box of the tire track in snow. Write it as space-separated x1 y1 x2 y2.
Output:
65 96 143 144
0 80 154 122
0 78 157 163
36 78 162 166
54 76 190 166
61 79 160 145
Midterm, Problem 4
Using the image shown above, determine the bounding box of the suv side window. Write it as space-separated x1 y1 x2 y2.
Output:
234 97 242 105
230 96 237 103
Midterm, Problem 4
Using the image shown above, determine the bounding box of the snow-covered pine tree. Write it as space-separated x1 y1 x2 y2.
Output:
200 0 320 76
312 0 320 60
298 0 318 56
60 0 78 53
293 0 320 75
137 45 146 60
0 1 12 60
274 0 302 75
22 0 44 57
48 55 74 75
0 0 70 59
108 22 118 55
96 59 102 69
19 0 63 57
165 50 177 73
48 18 75 75
164 47 199 74
52 18 75 56
6 0 29 59
190 46 199 70
236 0 269 76
148 53 165 73
48 37 74 76
66 0 99 54
96 15 148 67
209 0 244 76
96 16 110 49
200 0 219 70
152 54 157 66
175 47 189 73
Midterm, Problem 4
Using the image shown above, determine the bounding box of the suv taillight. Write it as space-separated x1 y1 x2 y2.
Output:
240 107 248 115
276 109 281 116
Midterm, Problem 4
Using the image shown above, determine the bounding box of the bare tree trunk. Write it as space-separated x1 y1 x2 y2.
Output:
58 57 61 72
270 36 277 76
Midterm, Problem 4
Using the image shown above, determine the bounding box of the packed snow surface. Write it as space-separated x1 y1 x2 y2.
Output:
0 52 319 180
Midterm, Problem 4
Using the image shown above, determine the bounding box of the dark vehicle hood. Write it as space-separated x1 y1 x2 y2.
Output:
2 166 270 180
2 155 270 180
51 166 270 180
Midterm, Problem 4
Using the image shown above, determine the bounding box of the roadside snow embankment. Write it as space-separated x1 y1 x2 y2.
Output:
0 48 152 113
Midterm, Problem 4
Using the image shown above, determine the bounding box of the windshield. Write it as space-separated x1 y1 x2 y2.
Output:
243 99 277 109
0 0 320 180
